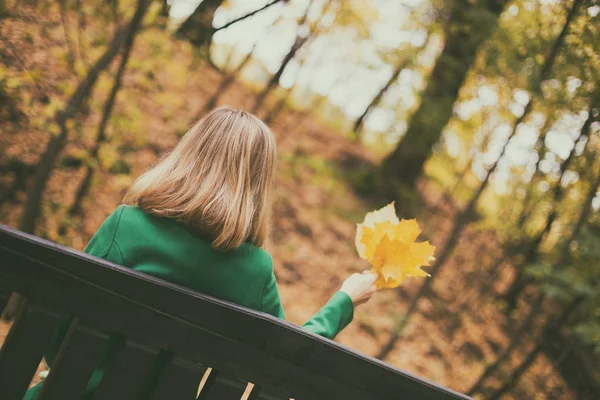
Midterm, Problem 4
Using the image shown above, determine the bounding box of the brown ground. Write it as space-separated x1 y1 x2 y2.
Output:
0 3 578 399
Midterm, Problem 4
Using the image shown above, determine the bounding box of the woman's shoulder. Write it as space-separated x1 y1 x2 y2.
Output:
240 243 274 273
117 204 146 220
95 205 128 235
117 205 170 228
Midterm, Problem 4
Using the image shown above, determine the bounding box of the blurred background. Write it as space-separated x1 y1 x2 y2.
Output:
1 0 599 398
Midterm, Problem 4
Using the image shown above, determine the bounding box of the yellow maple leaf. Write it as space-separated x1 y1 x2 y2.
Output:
355 202 435 288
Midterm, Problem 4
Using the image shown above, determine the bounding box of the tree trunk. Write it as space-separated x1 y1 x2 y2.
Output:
435 114 494 211
381 0 507 193
111 0 120 28
488 295 586 400
59 0 77 71
516 115 556 226
3 0 151 321
353 61 406 137
160 0 169 17
263 89 290 124
202 47 255 114
176 0 224 48
263 50 307 124
251 34 309 113
75 0 88 67
467 293 544 395
64 0 144 223
460 254 507 314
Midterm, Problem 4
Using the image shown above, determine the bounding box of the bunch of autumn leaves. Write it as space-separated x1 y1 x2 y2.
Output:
355 203 435 289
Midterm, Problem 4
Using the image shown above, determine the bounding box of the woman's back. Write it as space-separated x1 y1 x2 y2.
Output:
90 205 273 312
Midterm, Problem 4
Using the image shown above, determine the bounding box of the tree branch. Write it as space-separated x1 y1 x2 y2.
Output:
214 0 286 32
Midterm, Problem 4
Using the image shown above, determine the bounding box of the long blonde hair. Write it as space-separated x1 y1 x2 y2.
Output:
123 106 277 250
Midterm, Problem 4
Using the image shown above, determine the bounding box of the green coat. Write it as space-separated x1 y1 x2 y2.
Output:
26 205 354 399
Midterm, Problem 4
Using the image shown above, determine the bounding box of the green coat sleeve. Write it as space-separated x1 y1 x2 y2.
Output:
260 270 354 340
44 207 125 367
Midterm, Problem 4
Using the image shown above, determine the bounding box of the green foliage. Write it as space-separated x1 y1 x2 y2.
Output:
568 224 600 349
574 321 600 353
525 262 595 300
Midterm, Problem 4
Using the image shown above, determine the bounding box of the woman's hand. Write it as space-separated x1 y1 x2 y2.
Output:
340 271 378 306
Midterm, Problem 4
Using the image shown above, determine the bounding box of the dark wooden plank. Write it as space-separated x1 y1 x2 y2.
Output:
0 225 472 400
37 319 109 400
0 301 60 400
248 384 290 400
197 369 247 400
149 356 205 400
91 338 158 400
0 292 9 318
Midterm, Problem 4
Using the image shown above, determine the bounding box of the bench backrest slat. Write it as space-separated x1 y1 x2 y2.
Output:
38 319 109 400
198 371 248 399
91 338 159 400
148 356 207 400
0 301 60 399
0 225 471 400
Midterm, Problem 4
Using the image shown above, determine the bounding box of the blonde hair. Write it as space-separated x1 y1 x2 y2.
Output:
123 106 277 250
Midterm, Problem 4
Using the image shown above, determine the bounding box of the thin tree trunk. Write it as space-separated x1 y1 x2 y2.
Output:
263 89 290 124
111 0 120 29
353 61 406 136
467 293 544 395
263 51 307 123
459 254 507 314
381 0 507 193
516 115 556 226
3 0 151 321
64 0 143 223
160 0 168 17
435 115 495 211
251 7 310 113
504 93 598 311
59 0 77 71
202 46 255 114
443 164 470 207
75 0 88 66
488 295 586 400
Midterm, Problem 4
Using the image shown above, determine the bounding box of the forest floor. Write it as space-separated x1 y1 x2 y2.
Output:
0 4 581 399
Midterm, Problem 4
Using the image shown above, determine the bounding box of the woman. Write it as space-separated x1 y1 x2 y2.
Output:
26 106 377 399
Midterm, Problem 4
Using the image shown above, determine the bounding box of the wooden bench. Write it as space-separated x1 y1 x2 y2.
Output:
0 224 472 400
